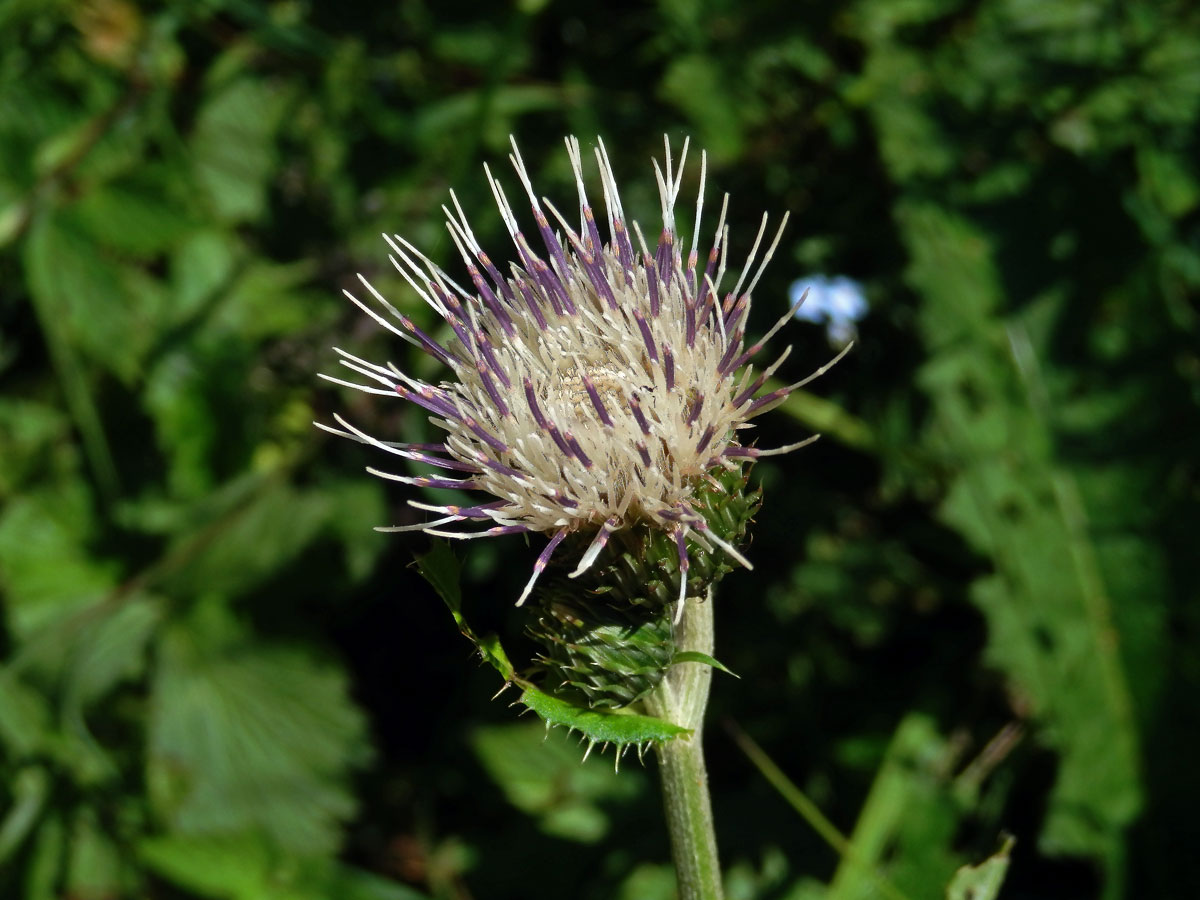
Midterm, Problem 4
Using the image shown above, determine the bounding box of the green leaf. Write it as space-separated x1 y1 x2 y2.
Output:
71 175 197 258
65 807 125 899
946 837 1014 900
216 257 325 341
0 397 74 501
828 714 962 900
169 229 240 319
900 201 1144 869
471 721 643 842
0 674 52 759
190 76 292 223
0 484 116 638
147 600 370 855
25 208 162 383
415 541 516 679
846 44 955 181
159 479 334 599
61 596 161 708
22 212 122 497
659 54 746 162
616 863 678 900
671 650 739 678
0 766 50 864
518 685 691 750
415 542 690 751
24 810 66 900
139 833 433 900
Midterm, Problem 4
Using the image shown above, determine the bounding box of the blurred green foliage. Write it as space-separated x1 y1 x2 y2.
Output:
2 0 1198 898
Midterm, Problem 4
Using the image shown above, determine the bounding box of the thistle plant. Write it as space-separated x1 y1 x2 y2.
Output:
321 136 843 900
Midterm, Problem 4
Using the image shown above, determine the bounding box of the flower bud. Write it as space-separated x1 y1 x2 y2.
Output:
529 465 761 709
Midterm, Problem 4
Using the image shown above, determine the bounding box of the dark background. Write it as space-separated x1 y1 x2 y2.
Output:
1 0 1198 898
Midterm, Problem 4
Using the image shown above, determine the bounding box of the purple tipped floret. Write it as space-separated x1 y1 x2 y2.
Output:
516 278 549 331
533 209 574 284
450 500 509 518
686 393 704 426
633 310 659 362
397 384 463 421
725 295 749 333
719 340 765 378
545 489 581 512
476 250 515 304
582 376 614 426
655 229 675 290
533 257 575 315
732 371 772 409
523 378 551 429
472 451 525 479
533 528 569 573
645 255 662 317
664 345 675 390
696 273 716 326
546 425 576 458
567 235 618 310
695 423 717 453
744 385 792 416
461 415 509 455
467 265 515 336
513 237 563 316
474 332 512 388
410 476 480 490
675 528 690 575
630 395 651 435
564 431 593 468
399 315 459 368
703 243 720 294
583 206 604 257
486 524 533 537
524 382 577 458
404 450 481 473
612 217 636 282
589 259 621 311
717 334 745 376
476 363 511 417
441 311 477 361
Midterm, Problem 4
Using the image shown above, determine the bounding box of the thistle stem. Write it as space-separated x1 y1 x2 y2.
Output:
644 588 723 900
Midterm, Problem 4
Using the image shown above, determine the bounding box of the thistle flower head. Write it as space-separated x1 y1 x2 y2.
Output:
322 136 840 617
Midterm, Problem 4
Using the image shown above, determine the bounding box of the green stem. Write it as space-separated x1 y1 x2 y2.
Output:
643 588 723 900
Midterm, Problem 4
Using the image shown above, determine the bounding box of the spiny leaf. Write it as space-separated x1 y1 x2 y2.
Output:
415 540 516 680
415 542 689 752
519 685 690 747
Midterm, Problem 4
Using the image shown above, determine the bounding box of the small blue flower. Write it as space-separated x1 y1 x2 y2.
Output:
789 275 867 345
